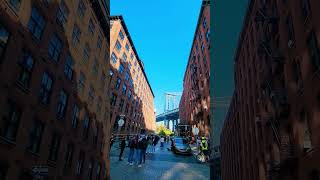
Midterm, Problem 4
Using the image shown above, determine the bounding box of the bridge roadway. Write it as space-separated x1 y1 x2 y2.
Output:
156 108 180 131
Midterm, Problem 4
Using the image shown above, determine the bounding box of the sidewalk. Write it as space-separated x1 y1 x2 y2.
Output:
110 142 210 180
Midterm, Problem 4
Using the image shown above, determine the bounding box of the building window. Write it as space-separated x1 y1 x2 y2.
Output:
77 0 86 19
128 63 132 70
63 143 74 169
57 89 68 118
206 28 210 42
97 97 102 113
111 52 117 64
64 54 74 80
115 40 121 51
48 34 62 62
134 61 137 67
88 159 94 179
27 119 44 153
9 0 21 10
111 93 117 106
127 91 132 100
101 72 106 88
125 72 130 81
119 30 124 41
119 63 124 74
307 31 320 70
0 25 10 59
88 19 95 35
83 113 90 139
17 53 34 88
122 84 127 95
198 33 203 41
56 1 69 28
71 104 80 128
130 53 134 60
125 43 130 52
28 7 46 40
286 15 295 42
125 104 129 114
2 101 22 141
76 151 85 175
92 59 99 76
48 132 61 161
97 35 102 50
300 110 312 151
201 42 204 52
88 85 94 104
96 163 101 179
72 24 81 46
202 17 207 29
78 72 86 92
83 43 90 64
119 99 124 112
39 72 53 104
122 53 127 61
301 0 311 19
115 77 121 89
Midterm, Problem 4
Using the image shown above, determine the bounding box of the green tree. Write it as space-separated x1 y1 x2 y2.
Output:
156 124 173 136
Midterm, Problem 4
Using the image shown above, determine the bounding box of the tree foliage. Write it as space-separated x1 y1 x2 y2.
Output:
156 124 174 136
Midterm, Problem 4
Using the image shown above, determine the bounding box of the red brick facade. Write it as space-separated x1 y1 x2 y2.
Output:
0 0 110 179
109 16 156 135
179 0 210 137
221 0 320 180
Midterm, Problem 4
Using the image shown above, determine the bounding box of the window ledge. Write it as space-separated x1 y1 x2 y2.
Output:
25 149 40 159
0 136 16 148
15 81 30 94
47 160 57 168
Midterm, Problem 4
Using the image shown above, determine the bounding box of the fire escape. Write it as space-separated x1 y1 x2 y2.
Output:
255 2 295 179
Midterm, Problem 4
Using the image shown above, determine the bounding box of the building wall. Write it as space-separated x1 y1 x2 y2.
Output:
0 0 110 179
221 0 320 180
109 16 155 135
179 0 210 137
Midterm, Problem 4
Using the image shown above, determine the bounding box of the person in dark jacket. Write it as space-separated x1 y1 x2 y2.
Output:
127 136 136 165
119 137 126 161
141 136 148 163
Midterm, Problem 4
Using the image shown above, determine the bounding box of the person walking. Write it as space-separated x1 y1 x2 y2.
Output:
135 135 144 167
160 136 165 147
152 136 157 153
141 136 148 164
200 136 209 162
119 137 126 161
127 136 136 165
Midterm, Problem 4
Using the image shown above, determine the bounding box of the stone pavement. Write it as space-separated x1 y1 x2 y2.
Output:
110 142 210 180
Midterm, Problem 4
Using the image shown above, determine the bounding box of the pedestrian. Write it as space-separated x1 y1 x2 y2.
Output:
160 136 164 147
110 136 115 149
147 136 153 153
152 136 157 152
141 136 148 163
135 135 143 167
119 137 126 161
127 136 136 165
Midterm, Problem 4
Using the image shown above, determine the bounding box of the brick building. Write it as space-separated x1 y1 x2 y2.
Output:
109 16 156 135
221 0 320 180
179 0 210 137
0 0 110 179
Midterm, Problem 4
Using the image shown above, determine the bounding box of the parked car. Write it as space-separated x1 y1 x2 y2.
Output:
171 137 192 155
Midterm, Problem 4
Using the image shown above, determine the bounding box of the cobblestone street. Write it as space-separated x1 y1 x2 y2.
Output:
110 142 210 180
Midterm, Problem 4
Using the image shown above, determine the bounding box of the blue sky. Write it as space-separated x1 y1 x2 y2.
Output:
111 0 202 115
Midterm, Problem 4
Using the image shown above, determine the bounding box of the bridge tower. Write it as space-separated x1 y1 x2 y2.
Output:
164 92 181 131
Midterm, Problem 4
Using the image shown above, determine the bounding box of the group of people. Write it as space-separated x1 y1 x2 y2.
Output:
118 134 160 167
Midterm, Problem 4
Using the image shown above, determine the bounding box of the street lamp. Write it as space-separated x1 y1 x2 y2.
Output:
117 114 125 142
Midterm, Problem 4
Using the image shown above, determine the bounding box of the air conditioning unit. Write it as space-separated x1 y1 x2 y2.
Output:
288 40 295 48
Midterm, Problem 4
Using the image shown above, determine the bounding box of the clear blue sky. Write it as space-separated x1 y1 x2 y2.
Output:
111 0 202 115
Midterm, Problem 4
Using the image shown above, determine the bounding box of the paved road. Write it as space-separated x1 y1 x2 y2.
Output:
110 142 210 180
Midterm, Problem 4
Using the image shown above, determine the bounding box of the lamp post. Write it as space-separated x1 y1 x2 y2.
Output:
117 115 125 142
